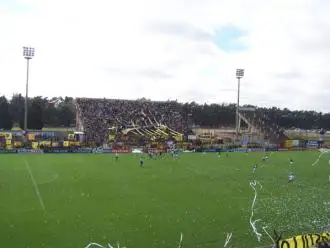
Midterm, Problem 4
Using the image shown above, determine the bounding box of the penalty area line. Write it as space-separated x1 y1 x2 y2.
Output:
24 159 46 212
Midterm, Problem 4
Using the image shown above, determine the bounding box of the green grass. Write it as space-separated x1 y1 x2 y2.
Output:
0 152 329 248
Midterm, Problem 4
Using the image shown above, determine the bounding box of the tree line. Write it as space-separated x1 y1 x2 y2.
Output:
0 94 75 130
183 102 330 129
0 94 329 130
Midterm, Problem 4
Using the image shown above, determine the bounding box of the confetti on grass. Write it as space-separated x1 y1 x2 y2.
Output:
249 180 263 242
312 151 327 166
85 233 184 248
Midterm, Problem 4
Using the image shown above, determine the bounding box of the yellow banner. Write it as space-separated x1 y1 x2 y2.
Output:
284 140 293 149
32 142 39 149
14 141 22 147
63 141 69 147
174 135 183 142
40 141 51 147
277 232 329 248
69 141 80 146
6 139 11 145
0 132 12 139
5 133 12 140
28 133 35 141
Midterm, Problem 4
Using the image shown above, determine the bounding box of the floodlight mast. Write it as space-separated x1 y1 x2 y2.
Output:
23 47 35 132
235 69 244 137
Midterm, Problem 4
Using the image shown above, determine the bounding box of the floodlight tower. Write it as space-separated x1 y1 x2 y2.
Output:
235 69 244 136
23 47 35 131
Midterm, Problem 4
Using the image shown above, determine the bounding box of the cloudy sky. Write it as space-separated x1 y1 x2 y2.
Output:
1 0 330 112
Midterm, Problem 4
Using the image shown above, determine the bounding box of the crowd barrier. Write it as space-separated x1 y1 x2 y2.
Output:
195 147 279 153
0 149 19 154
0 147 318 154
0 147 132 154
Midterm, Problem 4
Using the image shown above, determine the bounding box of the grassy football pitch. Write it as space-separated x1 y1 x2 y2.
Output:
0 151 329 248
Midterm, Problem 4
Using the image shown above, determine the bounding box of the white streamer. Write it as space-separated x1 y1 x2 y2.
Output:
85 243 105 248
312 151 327 166
84 242 125 248
178 233 183 248
249 180 263 242
224 232 232 247
262 226 275 244
85 234 182 248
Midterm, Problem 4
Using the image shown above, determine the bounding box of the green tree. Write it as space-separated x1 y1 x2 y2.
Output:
0 96 13 130
57 98 75 127
9 93 25 126
27 96 45 130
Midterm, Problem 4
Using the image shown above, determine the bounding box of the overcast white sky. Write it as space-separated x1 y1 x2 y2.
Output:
1 0 330 112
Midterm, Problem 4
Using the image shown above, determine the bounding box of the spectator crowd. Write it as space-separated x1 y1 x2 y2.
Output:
75 98 187 145
240 110 286 142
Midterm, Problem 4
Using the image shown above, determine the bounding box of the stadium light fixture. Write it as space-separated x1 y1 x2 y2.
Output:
236 68 244 78
22 46 35 132
235 69 244 137
23 47 35 59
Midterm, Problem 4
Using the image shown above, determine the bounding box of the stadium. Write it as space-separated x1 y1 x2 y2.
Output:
1 3 330 247
0 89 329 248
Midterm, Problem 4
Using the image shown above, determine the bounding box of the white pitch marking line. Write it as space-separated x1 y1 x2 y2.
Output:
25 160 46 212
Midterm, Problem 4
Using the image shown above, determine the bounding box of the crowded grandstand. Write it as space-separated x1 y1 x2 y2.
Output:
0 95 328 152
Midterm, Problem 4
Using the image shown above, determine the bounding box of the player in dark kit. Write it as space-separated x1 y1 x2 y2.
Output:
289 158 294 166
140 157 144 167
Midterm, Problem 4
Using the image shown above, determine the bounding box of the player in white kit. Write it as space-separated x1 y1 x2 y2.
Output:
288 173 296 183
